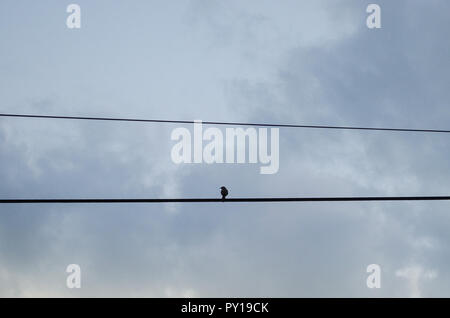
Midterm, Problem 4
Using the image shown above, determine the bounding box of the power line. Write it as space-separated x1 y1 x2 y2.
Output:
1 196 450 204
1 113 450 134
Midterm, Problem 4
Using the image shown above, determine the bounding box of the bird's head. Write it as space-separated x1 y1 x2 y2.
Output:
220 186 226 190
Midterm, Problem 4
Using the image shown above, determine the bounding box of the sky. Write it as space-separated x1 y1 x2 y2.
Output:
0 0 450 297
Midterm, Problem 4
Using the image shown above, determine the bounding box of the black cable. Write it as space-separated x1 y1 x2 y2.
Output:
1 196 450 204
1 113 450 134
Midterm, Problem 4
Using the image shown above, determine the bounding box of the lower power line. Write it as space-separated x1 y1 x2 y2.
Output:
1 196 450 204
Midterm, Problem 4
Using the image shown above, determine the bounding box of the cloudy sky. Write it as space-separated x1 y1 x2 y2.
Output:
1 0 450 297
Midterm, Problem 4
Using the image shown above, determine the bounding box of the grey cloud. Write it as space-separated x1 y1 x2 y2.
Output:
0 0 449 297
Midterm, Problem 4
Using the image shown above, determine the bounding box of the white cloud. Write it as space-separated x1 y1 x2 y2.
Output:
396 265 437 298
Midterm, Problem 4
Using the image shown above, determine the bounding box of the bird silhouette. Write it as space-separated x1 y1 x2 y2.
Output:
220 186 228 201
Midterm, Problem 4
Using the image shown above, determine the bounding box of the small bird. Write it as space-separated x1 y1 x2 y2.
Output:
220 186 229 201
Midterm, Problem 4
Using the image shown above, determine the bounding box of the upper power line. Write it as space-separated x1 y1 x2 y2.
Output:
1 196 450 204
1 113 450 134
